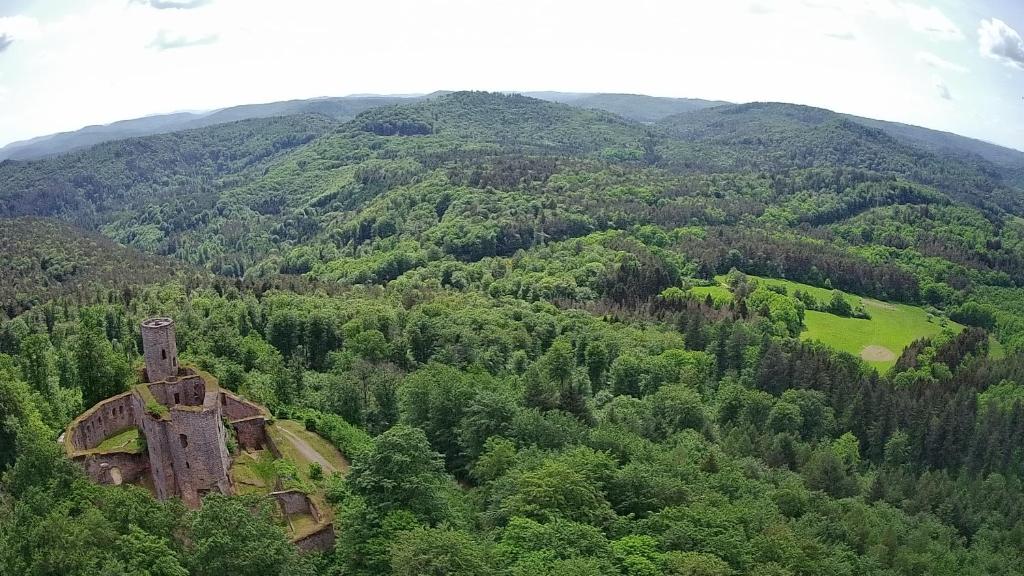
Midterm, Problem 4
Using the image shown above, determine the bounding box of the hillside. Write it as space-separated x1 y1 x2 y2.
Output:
0 217 199 315
556 93 730 122
5 90 1024 576
656 102 1024 213
0 95 423 161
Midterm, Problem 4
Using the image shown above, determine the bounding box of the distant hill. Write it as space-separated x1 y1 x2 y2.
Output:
0 95 425 161
0 92 727 161
0 114 336 222
351 91 645 151
0 112 208 161
0 217 199 314
846 115 1024 187
549 93 730 122
655 101 1024 213
12 89 1018 175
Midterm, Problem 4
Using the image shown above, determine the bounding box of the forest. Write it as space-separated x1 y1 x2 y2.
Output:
2 91 1024 575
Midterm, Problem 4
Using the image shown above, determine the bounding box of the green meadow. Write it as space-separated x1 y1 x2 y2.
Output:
801 300 960 370
692 274 965 370
688 284 733 306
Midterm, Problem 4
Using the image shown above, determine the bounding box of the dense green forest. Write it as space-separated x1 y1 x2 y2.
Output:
3 91 1024 575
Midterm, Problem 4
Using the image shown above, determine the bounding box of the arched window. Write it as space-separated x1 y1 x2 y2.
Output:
179 434 188 448
162 349 167 360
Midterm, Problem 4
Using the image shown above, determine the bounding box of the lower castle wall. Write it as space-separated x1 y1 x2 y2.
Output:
272 489 314 517
165 405 232 507
294 524 335 553
233 417 267 450
77 451 149 485
221 391 264 421
148 376 205 407
70 393 136 451
133 393 177 501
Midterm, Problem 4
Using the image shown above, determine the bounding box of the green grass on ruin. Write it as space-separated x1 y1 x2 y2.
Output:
96 427 142 453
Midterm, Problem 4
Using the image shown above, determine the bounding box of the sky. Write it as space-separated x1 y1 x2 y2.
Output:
0 0 1023 150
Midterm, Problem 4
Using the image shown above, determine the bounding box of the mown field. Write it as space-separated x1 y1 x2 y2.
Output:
802 300 960 370
693 274 963 369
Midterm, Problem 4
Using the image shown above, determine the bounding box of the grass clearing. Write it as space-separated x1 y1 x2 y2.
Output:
802 296 961 371
229 449 276 494
96 428 141 453
688 284 733 305
990 335 1006 360
701 273 965 370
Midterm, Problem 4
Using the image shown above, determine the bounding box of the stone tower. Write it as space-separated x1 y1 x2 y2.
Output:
141 317 179 383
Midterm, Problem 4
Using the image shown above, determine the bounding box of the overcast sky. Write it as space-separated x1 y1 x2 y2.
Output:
1 0 1023 150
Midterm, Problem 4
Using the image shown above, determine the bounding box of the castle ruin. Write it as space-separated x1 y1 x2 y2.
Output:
64 317 270 508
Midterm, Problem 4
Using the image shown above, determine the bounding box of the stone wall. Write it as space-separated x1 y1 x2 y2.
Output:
293 523 336 553
163 405 232 507
271 489 316 518
76 451 149 485
148 375 205 407
68 392 136 451
232 416 267 450
221 391 265 421
133 392 178 501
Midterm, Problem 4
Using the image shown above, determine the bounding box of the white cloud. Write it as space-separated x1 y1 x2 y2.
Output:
979 18 1024 69
0 15 40 41
824 31 857 41
796 1 962 41
934 77 952 100
915 51 967 73
902 3 963 41
147 0 213 9
149 29 218 50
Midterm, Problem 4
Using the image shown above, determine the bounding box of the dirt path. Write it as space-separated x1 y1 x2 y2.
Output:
861 345 896 362
276 426 338 474
864 299 897 311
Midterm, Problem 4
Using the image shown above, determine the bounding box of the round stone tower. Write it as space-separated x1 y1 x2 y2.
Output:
141 317 179 383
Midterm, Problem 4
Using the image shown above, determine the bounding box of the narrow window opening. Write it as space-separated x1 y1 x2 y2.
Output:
179 434 188 448
161 349 167 360
174 392 180 404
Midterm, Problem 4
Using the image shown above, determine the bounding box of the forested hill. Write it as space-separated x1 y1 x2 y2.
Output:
0 95 419 161
0 91 722 161
656 102 1024 213
8 90 1024 575
0 217 201 315
545 92 731 122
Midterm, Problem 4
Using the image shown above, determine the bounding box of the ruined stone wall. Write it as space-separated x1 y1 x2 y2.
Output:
68 392 136 451
272 489 315 517
76 451 149 485
141 317 179 383
293 524 335 553
221 391 265 421
133 392 178 501
148 375 205 407
164 405 232 507
232 416 267 450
